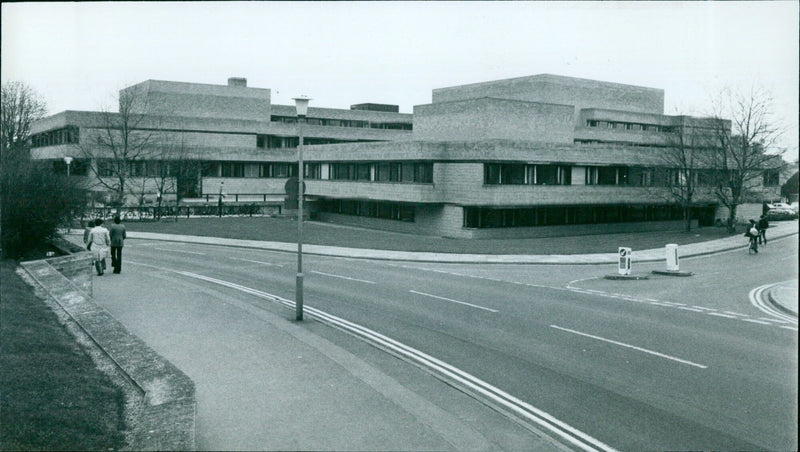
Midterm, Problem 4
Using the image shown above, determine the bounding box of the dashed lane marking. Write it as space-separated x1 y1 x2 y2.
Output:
409 290 499 313
550 325 708 369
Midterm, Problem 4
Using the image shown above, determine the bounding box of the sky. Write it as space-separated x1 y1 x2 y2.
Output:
2 1 798 160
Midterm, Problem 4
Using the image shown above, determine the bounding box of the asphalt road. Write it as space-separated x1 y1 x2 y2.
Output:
100 235 797 450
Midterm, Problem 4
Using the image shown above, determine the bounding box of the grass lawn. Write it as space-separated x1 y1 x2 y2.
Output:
125 216 737 255
0 260 127 450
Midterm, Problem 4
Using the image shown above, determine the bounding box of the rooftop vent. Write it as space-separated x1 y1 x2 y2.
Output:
228 77 247 87
350 103 399 113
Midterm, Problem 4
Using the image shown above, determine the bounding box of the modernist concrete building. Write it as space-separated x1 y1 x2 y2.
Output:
30 74 782 237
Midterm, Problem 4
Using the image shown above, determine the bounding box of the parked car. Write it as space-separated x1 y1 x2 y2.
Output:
765 208 799 221
767 202 794 211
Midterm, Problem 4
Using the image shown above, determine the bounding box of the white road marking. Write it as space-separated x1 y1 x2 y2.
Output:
723 311 748 317
707 312 737 319
780 325 799 331
550 325 707 369
129 262 614 452
153 247 206 255
677 306 705 313
311 270 376 284
409 290 499 313
229 257 284 267
749 283 798 324
740 318 772 325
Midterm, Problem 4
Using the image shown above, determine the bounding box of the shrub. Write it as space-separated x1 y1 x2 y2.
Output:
1 152 85 258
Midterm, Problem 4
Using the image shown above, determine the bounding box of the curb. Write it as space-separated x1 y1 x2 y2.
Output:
767 286 799 318
20 257 196 451
96 226 798 265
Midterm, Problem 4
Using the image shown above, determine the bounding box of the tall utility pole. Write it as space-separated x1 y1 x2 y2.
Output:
293 96 310 321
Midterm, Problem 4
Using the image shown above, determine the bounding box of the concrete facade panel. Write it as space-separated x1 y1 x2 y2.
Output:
413 98 574 143
432 74 664 120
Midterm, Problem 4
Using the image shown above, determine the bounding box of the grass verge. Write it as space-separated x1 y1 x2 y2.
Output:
0 260 126 450
125 216 738 255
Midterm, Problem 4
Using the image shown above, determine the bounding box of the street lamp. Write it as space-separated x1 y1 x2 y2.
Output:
293 95 310 321
218 181 225 218
63 156 73 177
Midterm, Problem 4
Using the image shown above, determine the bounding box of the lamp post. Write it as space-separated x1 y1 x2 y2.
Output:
218 181 224 218
63 156 73 177
293 96 310 321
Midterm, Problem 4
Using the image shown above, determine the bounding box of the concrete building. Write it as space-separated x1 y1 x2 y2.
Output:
30 74 782 237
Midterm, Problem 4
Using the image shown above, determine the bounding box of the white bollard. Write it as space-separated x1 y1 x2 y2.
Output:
665 244 679 271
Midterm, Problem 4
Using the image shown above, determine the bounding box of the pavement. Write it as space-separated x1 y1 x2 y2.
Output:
57 221 797 450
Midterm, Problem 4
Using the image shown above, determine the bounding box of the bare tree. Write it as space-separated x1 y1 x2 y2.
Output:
80 87 157 215
705 86 786 232
145 124 203 221
658 118 710 232
1 81 48 157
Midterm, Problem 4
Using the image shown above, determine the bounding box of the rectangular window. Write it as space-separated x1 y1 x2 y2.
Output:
401 162 416 183
415 163 433 183
536 165 559 185
763 169 780 187
357 163 371 181
597 166 618 185
504 164 525 185
243 163 260 178
376 163 391 182
221 163 244 178
485 164 501 185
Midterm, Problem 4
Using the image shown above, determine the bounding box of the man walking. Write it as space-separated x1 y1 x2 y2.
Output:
757 214 769 245
108 215 127 274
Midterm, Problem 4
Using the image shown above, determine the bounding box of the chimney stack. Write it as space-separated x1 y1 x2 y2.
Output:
227 77 247 87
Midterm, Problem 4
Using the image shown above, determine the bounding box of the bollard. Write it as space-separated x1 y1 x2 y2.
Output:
618 247 631 275
665 244 679 271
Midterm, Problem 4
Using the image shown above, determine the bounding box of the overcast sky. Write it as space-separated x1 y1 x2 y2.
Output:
3 1 798 159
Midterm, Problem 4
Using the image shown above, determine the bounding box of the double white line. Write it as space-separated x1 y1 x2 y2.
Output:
177 270 616 452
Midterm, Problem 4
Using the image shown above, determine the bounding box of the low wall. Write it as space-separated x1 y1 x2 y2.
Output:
44 252 94 297
20 258 196 451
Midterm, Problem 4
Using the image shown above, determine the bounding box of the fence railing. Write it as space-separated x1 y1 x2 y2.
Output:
82 203 284 222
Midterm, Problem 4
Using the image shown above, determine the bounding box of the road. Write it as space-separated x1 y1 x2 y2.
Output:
96 235 797 450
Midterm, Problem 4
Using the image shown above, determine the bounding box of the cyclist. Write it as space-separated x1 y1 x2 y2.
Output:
744 219 759 254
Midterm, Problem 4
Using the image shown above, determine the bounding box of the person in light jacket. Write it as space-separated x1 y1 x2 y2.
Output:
88 219 111 275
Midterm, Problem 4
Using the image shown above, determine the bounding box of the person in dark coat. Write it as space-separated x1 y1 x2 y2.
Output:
83 219 95 250
108 215 127 274
757 214 769 245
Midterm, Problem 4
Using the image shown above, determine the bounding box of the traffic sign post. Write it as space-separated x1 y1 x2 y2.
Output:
618 247 631 275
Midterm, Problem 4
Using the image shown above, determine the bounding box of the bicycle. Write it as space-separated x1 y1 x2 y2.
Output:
748 235 759 254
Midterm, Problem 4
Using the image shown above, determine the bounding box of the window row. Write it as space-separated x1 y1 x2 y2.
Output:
256 135 377 149
306 162 433 184
574 139 667 148
201 162 298 178
97 159 187 178
31 126 80 148
586 120 676 133
463 204 691 228
485 164 572 185
270 115 412 130
318 199 415 222
485 164 739 187
52 158 89 176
